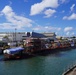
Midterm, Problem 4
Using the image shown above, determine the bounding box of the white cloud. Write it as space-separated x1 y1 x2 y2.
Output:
59 0 69 4
0 11 3 16
66 31 70 36
63 13 76 20
64 27 75 36
9 1 12 5
62 10 65 13
70 4 75 12
1 5 33 29
57 28 61 31
24 0 28 2
63 16 67 20
66 32 75 36
32 25 61 32
0 23 15 29
64 27 73 32
44 9 56 18
71 32 75 35
30 0 58 16
54 16 57 18
61 0 66 3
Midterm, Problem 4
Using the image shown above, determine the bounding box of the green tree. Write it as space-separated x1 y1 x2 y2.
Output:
3 35 9 42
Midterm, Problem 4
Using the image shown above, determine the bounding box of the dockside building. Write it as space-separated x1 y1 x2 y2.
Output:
0 32 56 43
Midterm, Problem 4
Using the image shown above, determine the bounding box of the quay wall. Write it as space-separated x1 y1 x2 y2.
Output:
62 64 76 75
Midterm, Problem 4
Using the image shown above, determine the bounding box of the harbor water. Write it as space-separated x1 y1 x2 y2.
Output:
0 49 76 75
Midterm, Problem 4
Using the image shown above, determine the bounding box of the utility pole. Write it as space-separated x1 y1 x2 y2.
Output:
15 28 17 41
15 28 17 46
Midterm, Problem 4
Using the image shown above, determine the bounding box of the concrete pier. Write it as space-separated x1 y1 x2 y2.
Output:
66 68 76 75
62 65 76 75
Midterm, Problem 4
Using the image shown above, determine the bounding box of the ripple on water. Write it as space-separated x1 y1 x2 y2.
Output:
0 49 76 75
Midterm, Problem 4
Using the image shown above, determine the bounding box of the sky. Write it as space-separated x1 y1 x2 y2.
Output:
0 0 76 37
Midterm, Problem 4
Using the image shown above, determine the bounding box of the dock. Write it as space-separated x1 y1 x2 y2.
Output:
62 65 76 75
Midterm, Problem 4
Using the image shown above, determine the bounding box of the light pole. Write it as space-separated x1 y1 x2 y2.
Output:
15 28 17 46
15 28 17 41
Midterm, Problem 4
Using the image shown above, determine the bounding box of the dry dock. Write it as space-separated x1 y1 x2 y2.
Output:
62 65 76 75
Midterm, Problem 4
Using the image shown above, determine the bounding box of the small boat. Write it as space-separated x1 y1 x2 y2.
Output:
3 47 24 59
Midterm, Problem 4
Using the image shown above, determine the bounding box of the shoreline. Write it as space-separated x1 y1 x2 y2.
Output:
62 64 76 75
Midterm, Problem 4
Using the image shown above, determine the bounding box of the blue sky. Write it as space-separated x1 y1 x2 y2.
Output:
0 0 76 36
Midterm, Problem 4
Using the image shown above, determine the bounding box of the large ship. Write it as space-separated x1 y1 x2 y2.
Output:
3 38 76 60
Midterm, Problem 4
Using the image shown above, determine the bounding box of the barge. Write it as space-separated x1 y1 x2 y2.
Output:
3 38 76 60
23 38 76 54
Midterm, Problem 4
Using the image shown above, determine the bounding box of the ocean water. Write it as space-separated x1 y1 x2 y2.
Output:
0 49 76 75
